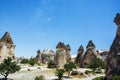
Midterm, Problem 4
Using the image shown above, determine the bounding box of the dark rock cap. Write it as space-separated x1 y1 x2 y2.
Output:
0 32 13 44
65 44 71 50
86 40 95 49
114 13 120 25
56 42 65 49
37 49 41 54
78 45 84 51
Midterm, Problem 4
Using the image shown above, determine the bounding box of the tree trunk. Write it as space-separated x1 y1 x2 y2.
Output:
68 71 70 77
4 73 8 80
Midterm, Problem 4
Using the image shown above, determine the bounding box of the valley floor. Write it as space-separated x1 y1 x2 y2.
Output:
0 65 105 80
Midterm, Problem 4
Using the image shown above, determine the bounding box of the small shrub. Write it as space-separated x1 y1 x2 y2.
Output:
35 75 45 80
20 58 29 64
85 70 91 74
37 67 41 69
112 76 120 80
47 60 56 68
92 76 104 80
55 69 65 80
27 68 30 71
29 58 37 66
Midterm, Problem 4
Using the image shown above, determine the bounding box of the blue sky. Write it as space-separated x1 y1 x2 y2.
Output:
0 0 120 58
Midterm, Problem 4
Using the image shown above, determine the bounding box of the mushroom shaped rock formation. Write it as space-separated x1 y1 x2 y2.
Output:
55 42 67 67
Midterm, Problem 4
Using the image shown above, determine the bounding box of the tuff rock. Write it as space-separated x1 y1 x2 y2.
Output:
0 32 15 63
106 13 120 80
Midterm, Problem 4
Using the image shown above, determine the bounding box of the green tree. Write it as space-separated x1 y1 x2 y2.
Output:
88 58 103 72
20 58 29 64
55 69 65 80
47 60 56 68
29 58 36 66
0 57 21 80
64 62 76 77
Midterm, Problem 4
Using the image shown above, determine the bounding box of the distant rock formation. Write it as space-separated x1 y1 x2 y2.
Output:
36 49 42 64
75 45 84 67
81 40 97 67
55 42 71 67
65 44 71 62
98 50 109 61
106 13 120 80
0 32 15 63
41 49 54 64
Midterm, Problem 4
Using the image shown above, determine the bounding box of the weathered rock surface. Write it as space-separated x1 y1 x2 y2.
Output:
0 32 15 63
65 44 71 62
81 40 97 68
106 13 120 80
98 50 109 61
36 49 42 64
41 49 54 64
55 42 67 67
75 45 84 67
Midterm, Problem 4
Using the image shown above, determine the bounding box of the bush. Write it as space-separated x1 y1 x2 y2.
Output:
35 75 45 80
85 70 92 74
55 69 65 80
112 76 120 80
92 76 104 80
29 58 37 66
47 60 56 68
27 68 30 71
20 58 29 64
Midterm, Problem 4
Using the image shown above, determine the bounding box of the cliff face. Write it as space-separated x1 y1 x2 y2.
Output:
106 13 120 80
0 32 15 63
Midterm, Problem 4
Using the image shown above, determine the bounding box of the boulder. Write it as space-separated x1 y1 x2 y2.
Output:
106 13 120 80
0 32 15 63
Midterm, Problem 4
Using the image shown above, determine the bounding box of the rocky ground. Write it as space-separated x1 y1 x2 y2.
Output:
0 65 105 80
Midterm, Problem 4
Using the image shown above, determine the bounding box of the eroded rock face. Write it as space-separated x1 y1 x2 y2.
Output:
65 44 71 62
36 49 42 64
106 13 120 80
0 32 15 63
55 42 67 67
81 40 97 68
75 45 84 67
41 49 54 64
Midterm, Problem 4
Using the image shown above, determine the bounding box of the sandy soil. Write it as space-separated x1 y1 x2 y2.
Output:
0 65 105 80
